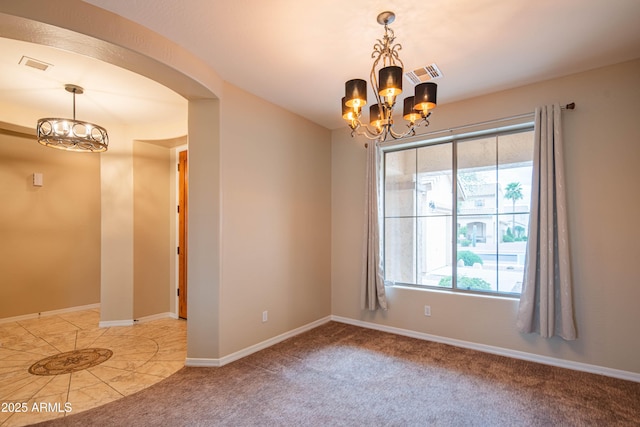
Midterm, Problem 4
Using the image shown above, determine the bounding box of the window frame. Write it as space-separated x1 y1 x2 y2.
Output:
381 121 535 297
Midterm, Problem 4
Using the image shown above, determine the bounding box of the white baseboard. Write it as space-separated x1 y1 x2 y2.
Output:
0 303 100 324
331 315 640 383
99 319 135 328
0 304 177 329
101 312 178 327
185 357 220 367
133 312 178 324
185 315 333 368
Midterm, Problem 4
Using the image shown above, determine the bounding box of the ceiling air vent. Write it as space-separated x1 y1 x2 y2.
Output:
19 56 53 72
405 63 442 85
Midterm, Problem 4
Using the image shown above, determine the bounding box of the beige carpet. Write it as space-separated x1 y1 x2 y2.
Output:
37 322 640 426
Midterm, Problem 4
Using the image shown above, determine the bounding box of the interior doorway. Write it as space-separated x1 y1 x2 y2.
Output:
178 150 188 319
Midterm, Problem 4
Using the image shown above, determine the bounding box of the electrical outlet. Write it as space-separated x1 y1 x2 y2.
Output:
424 305 431 316
262 310 268 323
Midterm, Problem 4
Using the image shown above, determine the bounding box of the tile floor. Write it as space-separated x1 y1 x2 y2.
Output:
0 309 186 426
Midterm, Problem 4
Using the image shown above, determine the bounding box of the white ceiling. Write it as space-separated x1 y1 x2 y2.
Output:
3 0 640 130
0 37 187 128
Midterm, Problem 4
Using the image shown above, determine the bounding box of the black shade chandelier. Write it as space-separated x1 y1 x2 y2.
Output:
342 11 437 142
37 84 109 153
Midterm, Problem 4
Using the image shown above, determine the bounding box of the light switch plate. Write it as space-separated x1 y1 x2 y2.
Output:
33 173 43 187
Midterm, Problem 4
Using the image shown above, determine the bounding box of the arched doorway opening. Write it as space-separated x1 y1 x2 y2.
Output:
0 1 222 360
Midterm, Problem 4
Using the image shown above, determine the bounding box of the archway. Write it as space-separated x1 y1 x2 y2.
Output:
0 0 222 360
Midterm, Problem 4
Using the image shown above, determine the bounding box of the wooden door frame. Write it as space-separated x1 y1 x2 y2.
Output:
178 149 188 319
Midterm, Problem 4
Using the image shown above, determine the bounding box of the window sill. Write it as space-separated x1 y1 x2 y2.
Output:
385 282 520 301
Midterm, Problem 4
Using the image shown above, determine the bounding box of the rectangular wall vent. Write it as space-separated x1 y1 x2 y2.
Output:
19 56 53 72
405 63 443 85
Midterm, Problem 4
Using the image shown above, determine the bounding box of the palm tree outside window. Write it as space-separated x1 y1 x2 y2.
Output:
504 182 523 234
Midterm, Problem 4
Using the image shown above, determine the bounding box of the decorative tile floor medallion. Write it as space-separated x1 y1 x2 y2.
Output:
29 348 114 376
0 309 187 426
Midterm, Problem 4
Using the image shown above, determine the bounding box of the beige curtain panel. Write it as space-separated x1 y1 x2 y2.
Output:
517 104 577 340
361 142 387 311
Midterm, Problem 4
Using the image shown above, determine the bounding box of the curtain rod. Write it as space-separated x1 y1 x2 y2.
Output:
420 102 576 137
371 102 576 148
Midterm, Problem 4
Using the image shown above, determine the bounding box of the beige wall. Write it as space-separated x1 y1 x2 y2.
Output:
331 59 640 374
187 98 221 359
0 120 184 323
133 140 171 319
218 83 332 356
98 118 186 324
99 126 134 323
0 129 100 318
